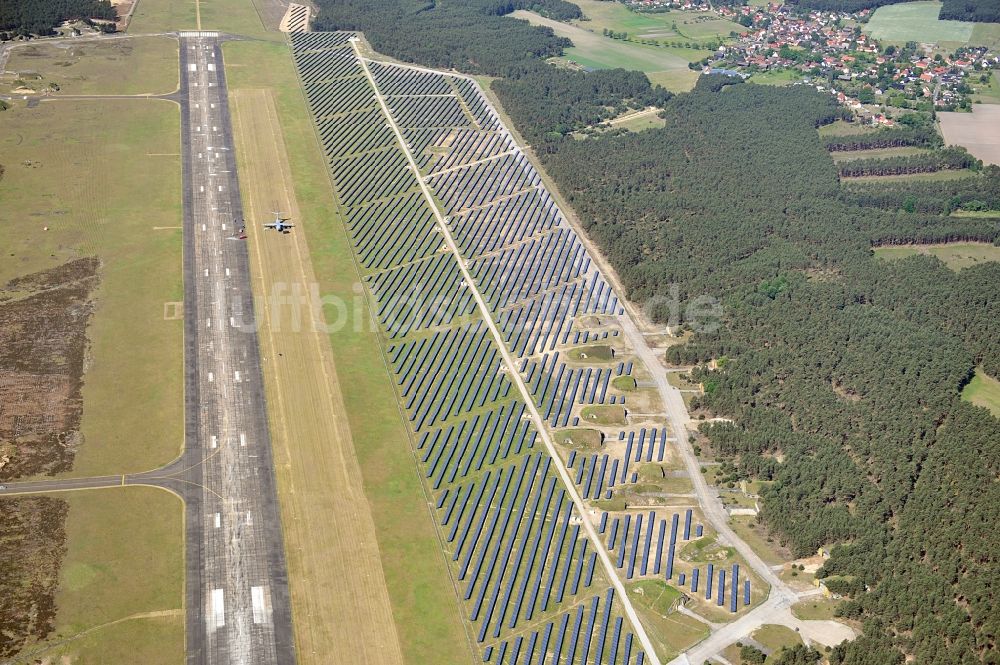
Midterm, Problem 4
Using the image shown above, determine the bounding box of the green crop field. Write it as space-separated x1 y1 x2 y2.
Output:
962 368 1000 417
0 96 184 476
22 488 184 664
873 242 1000 270
4 36 179 96
864 2 977 45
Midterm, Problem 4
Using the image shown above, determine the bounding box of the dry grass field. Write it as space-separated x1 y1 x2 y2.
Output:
230 87 407 665
939 105 1000 166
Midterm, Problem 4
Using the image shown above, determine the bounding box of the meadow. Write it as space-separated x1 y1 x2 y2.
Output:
511 9 702 91
961 368 1000 417
873 242 1000 270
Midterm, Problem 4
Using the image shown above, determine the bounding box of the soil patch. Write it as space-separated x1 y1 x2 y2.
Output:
0 257 99 479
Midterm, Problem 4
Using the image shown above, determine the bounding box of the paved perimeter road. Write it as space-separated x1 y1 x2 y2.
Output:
173 31 294 665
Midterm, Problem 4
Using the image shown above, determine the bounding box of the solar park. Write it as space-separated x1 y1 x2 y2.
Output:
290 31 758 663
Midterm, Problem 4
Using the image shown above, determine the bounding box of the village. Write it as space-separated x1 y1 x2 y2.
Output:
624 0 999 121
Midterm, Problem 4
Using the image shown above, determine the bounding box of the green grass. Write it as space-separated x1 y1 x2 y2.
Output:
581 404 628 425
555 428 604 448
961 368 1000 417
568 0 742 41
128 0 283 39
512 9 702 92
970 21 1000 49
24 487 184 664
751 624 803 652
614 112 667 132
628 584 709 661
613 375 638 391
630 579 682 614
222 39 470 664
4 37 179 96
567 343 615 361
729 515 787 566
974 71 1000 103
791 597 841 620
864 2 976 44
127 0 197 33
750 69 800 86
873 242 1000 270
0 97 184 476
819 119 877 136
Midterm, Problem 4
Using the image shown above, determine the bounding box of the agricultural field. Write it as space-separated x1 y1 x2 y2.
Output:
569 0 743 42
3 488 183 664
864 2 975 44
2 36 178 96
865 1 1000 49
961 368 1000 417
510 10 704 91
939 105 1000 166
873 242 1000 270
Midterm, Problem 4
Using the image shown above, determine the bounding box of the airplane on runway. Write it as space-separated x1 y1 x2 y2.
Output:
263 212 294 234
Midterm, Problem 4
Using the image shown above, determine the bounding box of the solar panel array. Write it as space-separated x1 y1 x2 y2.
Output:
292 34 652 664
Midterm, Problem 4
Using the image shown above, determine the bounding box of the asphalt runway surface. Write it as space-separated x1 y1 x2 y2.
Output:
171 31 295 665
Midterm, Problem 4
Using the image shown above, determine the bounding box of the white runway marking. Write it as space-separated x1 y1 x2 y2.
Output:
210 589 225 628
210 435 218 449
251 587 268 625
240 432 247 447
207 318 212 328
234 371 241 382
214 513 221 528
208 372 214 382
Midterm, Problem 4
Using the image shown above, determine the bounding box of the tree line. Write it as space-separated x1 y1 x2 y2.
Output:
837 146 981 177
0 0 116 38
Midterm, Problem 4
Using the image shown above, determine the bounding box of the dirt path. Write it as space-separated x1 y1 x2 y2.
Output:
230 88 405 665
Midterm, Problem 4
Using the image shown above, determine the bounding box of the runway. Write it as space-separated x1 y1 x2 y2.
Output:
172 31 295 665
